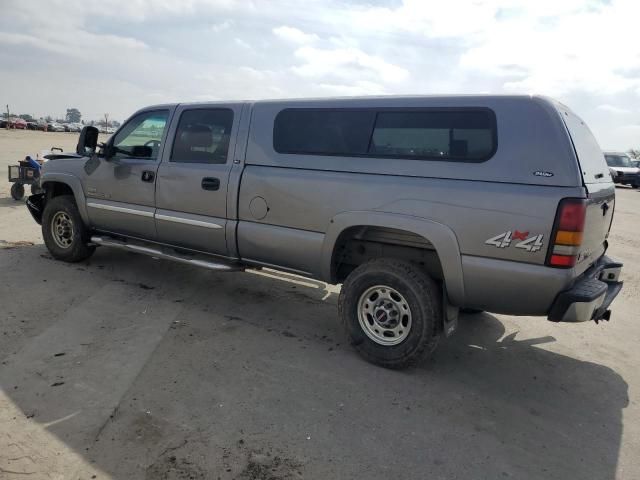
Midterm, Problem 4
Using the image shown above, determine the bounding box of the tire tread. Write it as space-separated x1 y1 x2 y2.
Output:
42 195 95 262
338 258 441 369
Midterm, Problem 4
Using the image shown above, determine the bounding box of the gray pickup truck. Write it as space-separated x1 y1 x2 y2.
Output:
26 95 623 368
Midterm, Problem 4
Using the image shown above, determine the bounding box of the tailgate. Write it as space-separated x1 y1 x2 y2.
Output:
558 106 615 275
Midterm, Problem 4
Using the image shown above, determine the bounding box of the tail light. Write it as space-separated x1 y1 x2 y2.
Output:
547 198 587 268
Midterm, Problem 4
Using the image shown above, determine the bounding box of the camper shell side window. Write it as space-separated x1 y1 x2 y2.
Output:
273 107 497 162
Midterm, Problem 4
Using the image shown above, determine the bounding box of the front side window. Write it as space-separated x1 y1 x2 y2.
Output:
273 108 496 162
111 110 169 160
170 109 234 164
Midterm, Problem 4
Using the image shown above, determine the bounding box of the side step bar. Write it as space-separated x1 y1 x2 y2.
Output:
90 236 243 272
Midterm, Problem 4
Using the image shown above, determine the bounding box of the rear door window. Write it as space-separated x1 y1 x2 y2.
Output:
170 109 234 164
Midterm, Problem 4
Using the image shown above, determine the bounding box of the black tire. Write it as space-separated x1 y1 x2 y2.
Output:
10 183 24 200
42 195 95 262
339 259 441 369
30 184 40 195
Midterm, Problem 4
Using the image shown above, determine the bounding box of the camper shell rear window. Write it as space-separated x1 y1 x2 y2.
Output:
273 107 497 162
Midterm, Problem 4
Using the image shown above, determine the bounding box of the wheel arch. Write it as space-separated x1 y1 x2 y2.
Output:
40 173 90 225
321 211 465 305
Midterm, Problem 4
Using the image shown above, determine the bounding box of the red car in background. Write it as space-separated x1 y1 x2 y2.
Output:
11 118 28 129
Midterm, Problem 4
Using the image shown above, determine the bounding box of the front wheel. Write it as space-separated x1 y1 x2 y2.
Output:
10 183 25 200
339 259 441 369
42 195 95 262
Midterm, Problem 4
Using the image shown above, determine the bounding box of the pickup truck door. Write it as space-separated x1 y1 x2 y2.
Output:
154 104 242 255
84 109 172 240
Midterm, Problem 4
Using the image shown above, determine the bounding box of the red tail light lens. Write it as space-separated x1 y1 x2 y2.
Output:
549 254 577 267
547 198 587 268
557 199 587 232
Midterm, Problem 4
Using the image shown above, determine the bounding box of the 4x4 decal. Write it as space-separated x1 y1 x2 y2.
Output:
485 231 544 252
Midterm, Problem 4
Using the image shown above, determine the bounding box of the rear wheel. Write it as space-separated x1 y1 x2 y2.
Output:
10 183 24 200
42 195 95 262
339 259 441 369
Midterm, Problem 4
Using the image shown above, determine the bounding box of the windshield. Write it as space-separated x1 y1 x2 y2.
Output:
605 154 632 167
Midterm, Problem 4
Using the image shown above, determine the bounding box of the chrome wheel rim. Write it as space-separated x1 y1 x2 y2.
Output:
357 285 412 346
51 211 74 249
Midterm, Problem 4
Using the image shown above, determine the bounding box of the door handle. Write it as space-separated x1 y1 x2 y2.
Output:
201 177 220 191
141 170 155 183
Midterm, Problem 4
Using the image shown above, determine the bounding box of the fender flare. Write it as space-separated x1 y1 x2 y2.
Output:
320 211 465 305
40 172 90 225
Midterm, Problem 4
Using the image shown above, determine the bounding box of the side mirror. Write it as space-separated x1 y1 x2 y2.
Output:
76 126 99 156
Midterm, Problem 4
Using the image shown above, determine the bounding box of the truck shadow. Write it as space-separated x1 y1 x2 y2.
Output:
0 196 25 208
0 245 629 479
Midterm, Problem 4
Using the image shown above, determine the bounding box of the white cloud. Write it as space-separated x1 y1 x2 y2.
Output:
234 38 251 49
316 81 387 96
597 104 632 115
273 26 318 44
292 46 409 84
1 0 639 148
210 20 233 32
347 0 501 38
457 1 640 96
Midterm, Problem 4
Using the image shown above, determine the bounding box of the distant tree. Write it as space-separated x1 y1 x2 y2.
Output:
44 115 53 122
111 120 121 128
19 114 34 122
628 149 640 159
66 108 82 123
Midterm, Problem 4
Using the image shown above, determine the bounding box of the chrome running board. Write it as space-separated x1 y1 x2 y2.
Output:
90 236 242 272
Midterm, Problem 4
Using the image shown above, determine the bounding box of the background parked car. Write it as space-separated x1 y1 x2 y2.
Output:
605 151 640 187
47 122 66 132
11 118 27 129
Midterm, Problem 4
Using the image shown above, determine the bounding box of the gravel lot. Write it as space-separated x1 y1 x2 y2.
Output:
1 129 639 479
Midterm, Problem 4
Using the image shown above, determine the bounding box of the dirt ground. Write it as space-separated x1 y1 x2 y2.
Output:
0 129 639 479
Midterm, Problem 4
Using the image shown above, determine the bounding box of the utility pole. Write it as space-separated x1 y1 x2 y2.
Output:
104 113 109 130
5 104 9 130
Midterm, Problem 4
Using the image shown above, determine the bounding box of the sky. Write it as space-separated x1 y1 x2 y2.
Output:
0 0 638 149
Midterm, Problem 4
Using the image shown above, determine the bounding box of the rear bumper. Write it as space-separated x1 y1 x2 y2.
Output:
548 255 623 322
